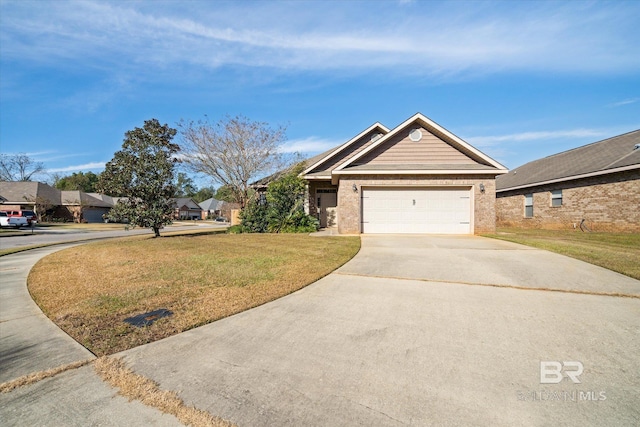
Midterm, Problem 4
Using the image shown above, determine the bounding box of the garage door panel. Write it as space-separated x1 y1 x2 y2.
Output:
362 187 471 234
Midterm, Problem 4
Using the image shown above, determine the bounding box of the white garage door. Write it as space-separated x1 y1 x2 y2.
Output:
361 187 471 234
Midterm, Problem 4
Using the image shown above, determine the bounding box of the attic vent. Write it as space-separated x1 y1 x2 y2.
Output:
370 133 383 142
409 129 423 142
635 143 640 150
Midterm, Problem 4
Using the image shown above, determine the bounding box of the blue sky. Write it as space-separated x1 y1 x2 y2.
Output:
1 0 639 186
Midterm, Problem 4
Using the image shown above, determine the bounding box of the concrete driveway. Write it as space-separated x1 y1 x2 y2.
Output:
117 235 640 426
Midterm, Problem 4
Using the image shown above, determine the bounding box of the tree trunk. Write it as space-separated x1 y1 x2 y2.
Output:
153 227 161 238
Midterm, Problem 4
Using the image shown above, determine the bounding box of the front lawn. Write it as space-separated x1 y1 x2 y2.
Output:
483 228 640 280
28 234 360 356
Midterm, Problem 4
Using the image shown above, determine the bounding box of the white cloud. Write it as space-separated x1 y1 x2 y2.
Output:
2 0 639 78
607 98 640 108
48 162 106 173
466 129 606 147
279 137 341 154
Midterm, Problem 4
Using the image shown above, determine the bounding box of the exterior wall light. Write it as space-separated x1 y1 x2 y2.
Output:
352 184 358 192
479 183 485 193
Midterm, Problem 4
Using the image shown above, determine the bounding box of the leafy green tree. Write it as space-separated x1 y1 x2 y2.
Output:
192 186 216 203
54 171 100 192
97 119 179 237
174 172 197 197
239 164 318 233
214 184 238 203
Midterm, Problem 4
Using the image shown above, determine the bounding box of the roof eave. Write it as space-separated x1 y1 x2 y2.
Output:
333 169 508 175
300 122 390 176
497 164 639 193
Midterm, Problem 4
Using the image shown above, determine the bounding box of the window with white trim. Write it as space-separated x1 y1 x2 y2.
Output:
551 189 562 207
524 193 533 218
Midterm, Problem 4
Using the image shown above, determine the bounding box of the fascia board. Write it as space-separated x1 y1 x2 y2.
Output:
333 169 508 175
300 122 390 176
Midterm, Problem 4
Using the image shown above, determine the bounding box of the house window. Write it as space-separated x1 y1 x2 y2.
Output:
551 190 562 207
524 194 533 218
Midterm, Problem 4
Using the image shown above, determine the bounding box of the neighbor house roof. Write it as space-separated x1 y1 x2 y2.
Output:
496 129 640 192
174 198 202 210
61 190 114 207
199 197 224 211
0 181 61 204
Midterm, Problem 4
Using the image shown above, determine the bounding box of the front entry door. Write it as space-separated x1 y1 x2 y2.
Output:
317 189 337 228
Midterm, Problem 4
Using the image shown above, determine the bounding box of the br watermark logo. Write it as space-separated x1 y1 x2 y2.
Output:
540 361 583 384
517 361 607 402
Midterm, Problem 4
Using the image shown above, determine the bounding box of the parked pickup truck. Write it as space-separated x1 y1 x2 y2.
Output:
0 211 29 228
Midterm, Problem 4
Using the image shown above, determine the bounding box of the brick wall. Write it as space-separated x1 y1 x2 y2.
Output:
496 170 640 232
336 174 497 234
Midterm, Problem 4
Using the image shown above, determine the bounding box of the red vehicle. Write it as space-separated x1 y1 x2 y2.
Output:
0 211 28 228
4 210 37 225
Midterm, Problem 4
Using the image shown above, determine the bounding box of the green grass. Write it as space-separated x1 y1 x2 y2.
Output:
483 228 640 280
28 233 360 355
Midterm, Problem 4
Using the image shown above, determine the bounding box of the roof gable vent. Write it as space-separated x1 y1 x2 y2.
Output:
370 133 383 142
409 129 423 142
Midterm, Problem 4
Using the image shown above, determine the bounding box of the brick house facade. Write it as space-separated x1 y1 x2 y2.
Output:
496 131 640 232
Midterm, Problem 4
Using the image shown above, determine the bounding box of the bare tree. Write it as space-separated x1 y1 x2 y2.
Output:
0 153 46 181
179 115 287 208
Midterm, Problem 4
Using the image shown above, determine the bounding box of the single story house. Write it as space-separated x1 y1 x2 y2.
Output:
199 197 232 220
173 197 203 220
293 113 508 234
61 190 114 223
495 129 640 232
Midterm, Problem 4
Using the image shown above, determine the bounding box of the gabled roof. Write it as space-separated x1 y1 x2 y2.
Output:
0 181 61 204
496 129 640 192
61 190 113 207
335 113 507 174
174 197 202 210
301 122 390 177
199 197 224 211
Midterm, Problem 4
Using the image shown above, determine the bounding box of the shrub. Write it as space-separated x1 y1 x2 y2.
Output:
240 164 318 233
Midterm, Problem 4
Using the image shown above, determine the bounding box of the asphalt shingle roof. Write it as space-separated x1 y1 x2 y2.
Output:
496 130 640 191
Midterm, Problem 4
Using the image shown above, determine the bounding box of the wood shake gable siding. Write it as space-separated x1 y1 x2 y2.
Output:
354 127 479 166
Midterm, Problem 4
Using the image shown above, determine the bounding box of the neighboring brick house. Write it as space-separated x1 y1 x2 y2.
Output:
173 198 203 220
0 181 118 222
295 113 508 234
495 130 640 232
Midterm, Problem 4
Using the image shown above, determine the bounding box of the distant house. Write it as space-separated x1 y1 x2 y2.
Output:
0 181 118 223
495 130 640 232
199 197 223 219
0 181 66 220
61 190 114 223
173 198 203 220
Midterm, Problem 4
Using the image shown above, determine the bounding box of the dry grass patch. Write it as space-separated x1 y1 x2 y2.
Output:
94 357 235 427
484 228 640 280
28 234 360 355
0 359 93 393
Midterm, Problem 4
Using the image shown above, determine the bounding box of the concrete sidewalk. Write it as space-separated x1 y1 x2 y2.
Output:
0 245 94 382
0 245 182 426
